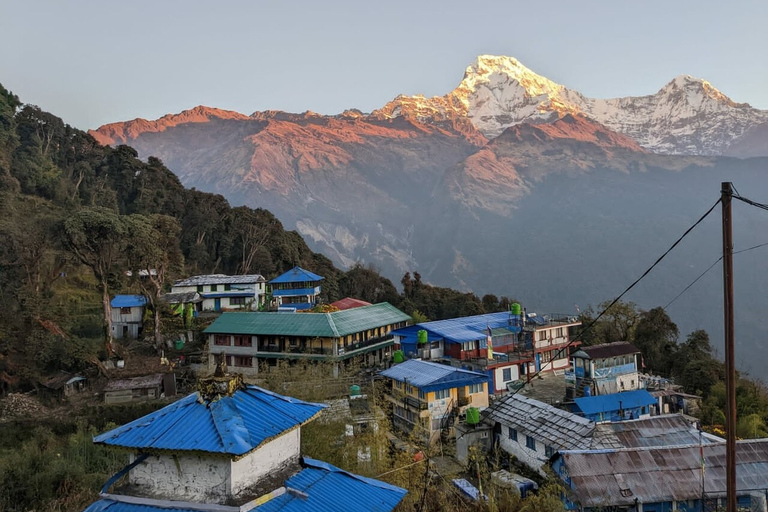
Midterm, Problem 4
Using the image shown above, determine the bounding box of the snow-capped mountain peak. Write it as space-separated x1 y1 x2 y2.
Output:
374 55 768 155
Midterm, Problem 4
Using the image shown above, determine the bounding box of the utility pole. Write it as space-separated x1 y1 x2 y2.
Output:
721 182 737 512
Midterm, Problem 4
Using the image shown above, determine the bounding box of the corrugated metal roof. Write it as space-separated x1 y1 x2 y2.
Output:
394 312 521 345
269 267 324 284
581 341 640 359
330 297 372 310
204 303 410 338
93 385 326 456
593 414 720 448
83 457 405 512
111 295 148 308
161 292 202 304
381 359 487 392
255 457 406 512
173 274 265 287
573 390 656 415
104 374 165 392
559 440 768 507
483 394 599 450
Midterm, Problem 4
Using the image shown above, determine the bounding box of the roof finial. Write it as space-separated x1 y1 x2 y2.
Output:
198 353 244 405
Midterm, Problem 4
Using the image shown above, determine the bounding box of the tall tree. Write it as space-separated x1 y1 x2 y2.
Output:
63 207 129 355
126 214 183 351
633 307 679 375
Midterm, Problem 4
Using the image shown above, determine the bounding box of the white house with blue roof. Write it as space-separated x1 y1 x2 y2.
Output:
110 295 148 339
382 359 489 443
171 274 266 312
268 266 323 311
83 369 406 512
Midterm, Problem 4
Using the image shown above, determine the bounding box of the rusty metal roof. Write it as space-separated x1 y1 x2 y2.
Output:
581 341 640 359
593 414 721 448
559 439 768 507
104 374 165 392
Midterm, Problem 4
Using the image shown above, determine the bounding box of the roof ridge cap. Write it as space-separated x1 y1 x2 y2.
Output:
325 312 339 337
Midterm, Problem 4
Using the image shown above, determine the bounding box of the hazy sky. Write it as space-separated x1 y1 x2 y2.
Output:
1 0 766 130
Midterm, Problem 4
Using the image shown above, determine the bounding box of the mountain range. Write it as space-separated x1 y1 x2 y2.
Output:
90 55 768 373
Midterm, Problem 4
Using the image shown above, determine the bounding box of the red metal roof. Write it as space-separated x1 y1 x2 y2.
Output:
330 297 372 310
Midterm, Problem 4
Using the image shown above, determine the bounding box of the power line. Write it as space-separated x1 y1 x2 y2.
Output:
664 241 768 310
508 197 722 395
733 193 768 213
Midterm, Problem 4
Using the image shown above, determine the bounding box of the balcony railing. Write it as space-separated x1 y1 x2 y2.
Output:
342 334 394 353
390 389 428 410
457 396 471 407
258 344 333 356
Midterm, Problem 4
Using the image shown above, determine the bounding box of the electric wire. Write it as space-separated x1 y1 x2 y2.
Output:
664 241 768 310
507 197 722 396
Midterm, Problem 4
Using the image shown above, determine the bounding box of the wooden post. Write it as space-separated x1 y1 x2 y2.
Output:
721 182 737 512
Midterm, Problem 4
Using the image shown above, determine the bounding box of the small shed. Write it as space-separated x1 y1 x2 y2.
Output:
103 373 172 404
41 372 86 399
110 295 147 339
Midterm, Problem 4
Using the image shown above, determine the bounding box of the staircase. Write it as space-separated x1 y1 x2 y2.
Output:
574 378 595 398
439 400 459 442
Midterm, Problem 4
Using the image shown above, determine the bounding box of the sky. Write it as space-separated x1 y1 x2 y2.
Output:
1 0 766 130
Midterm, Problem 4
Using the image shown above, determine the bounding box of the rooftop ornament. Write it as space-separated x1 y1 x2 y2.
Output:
197 356 244 405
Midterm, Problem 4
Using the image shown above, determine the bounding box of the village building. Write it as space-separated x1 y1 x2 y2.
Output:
330 297 372 310
552 440 768 512
103 373 176 404
41 372 86 400
171 274 266 312
110 295 147 339
268 266 323 311
392 309 581 394
571 389 657 423
476 392 719 475
204 302 411 374
566 341 644 398
381 359 489 444
84 371 407 512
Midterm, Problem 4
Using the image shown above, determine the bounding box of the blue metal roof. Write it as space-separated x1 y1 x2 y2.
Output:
270 267 324 284
573 390 656 416
93 385 326 456
395 312 521 345
82 457 406 512
255 457 406 512
110 295 148 308
381 359 488 392
199 291 255 298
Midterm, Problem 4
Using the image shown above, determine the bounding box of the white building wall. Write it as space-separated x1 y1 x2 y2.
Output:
497 426 549 476
231 429 301 495
493 365 519 393
552 356 569 370
128 453 231 502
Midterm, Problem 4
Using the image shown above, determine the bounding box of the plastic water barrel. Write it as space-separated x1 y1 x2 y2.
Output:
393 350 404 363
350 385 361 396
417 330 428 345
511 303 522 316
466 407 480 425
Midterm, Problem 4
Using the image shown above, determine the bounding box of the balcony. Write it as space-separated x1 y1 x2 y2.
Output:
390 389 428 410
257 344 333 356
457 395 471 407
342 334 394 353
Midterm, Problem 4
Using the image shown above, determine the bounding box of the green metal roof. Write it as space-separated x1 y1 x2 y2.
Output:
204 302 411 338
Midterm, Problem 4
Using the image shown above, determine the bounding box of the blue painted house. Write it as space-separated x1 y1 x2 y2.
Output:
572 389 656 423
82 372 406 512
269 266 324 310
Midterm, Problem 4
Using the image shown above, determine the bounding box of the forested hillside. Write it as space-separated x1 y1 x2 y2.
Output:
0 84 509 393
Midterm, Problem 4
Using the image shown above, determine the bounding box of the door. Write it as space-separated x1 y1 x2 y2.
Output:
535 353 541 372
214 298 221 312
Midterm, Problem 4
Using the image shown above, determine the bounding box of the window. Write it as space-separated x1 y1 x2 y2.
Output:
435 389 449 400
230 297 246 306
120 307 131 314
508 427 518 441
555 327 564 338
214 335 230 346
225 284 232 291
502 368 512 382
210 284 218 292
418 390 426 400
469 383 483 394
526 436 536 450
406 385 414 394
538 330 548 341
545 445 556 457
233 356 252 367
234 335 252 347
196 285 203 292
